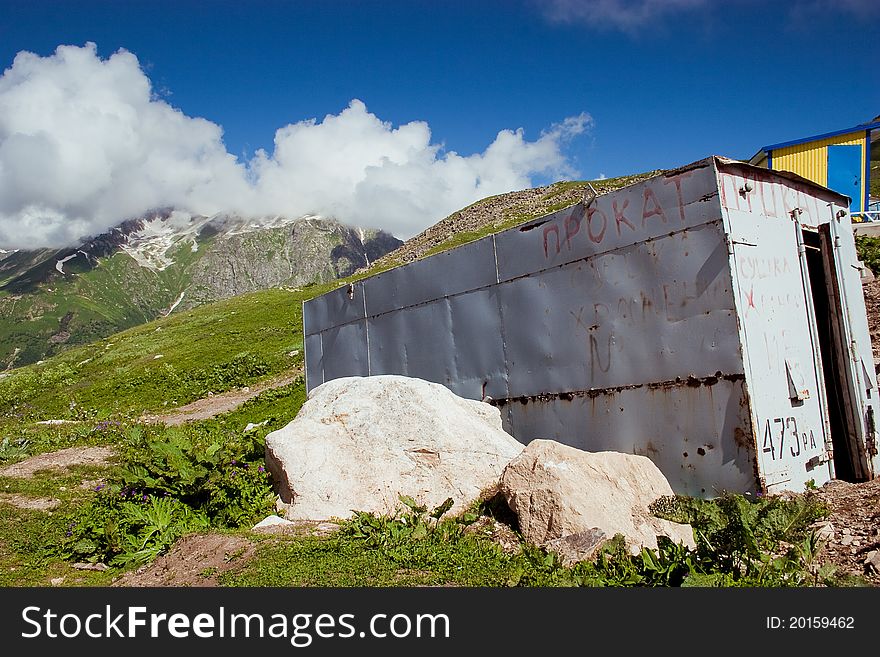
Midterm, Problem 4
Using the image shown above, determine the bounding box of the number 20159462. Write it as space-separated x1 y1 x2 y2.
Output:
767 617 855 629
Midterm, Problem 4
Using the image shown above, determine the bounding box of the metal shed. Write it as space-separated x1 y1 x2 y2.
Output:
302 156 878 498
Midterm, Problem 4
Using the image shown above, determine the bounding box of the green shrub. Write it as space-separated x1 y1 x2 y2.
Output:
62 487 209 566
855 235 880 275
204 460 276 528
117 423 274 524
63 419 278 566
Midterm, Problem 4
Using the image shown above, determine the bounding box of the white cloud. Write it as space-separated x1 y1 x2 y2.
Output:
539 0 878 31
540 0 707 31
0 43 591 248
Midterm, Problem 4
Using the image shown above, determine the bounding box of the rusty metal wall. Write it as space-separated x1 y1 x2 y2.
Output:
498 378 758 498
303 157 763 495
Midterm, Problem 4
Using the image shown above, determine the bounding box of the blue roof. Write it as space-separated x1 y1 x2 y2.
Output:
758 120 880 153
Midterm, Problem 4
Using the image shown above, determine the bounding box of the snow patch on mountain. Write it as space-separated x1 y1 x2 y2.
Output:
119 210 207 271
118 211 325 271
55 251 87 274
163 291 186 316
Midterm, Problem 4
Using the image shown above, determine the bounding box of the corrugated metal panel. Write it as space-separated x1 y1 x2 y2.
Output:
770 131 866 213
447 288 509 400
319 321 370 381
363 237 498 317
303 281 366 337
304 333 324 391
366 298 456 388
365 287 510 400
501 378 758 498
496 221 741 398
494 161 718 281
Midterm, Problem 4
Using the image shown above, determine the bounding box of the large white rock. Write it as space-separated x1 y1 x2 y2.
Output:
265 375 524 521
500 439 695 564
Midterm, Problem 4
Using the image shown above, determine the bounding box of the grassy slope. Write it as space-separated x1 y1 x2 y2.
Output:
0 240 204 368
0 284 336 423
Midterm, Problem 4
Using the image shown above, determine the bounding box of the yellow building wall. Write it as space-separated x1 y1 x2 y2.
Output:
770 131 866 213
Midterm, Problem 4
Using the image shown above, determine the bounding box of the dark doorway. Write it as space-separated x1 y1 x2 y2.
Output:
802 228 861 480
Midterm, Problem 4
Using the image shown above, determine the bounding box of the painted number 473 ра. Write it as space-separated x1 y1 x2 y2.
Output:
762 416 816 461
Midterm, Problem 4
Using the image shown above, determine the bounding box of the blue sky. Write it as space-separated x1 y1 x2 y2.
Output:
0 0 878 245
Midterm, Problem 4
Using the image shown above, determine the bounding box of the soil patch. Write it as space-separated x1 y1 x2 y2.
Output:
813 478 880 585
863 279 880 362
0 493 60 510
142 369 301 426
0 446 115 478
112 533 257 587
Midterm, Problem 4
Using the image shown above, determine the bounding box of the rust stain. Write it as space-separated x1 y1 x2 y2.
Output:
491 372 745 408
519 217 552 232
733 426 752 450
633 441 660 459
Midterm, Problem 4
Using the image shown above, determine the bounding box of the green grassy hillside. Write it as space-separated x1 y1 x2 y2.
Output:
0 284 335 425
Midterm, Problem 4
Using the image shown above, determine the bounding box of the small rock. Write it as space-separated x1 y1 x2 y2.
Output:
810 520 834 543
252 515 295 531
865 550 880 575
463 516 521 555
545 528 612 566
50 577 64 586
73 562 108 571
841 534 853 546
153 354 163 360
244 420 269 432
252 516 340 536
313 522 341 536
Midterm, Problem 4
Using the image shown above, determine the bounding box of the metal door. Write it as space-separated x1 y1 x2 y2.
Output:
817 218 874 480
731 210 831 491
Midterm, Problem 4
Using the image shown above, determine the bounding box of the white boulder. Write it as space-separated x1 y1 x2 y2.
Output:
265 375 524 521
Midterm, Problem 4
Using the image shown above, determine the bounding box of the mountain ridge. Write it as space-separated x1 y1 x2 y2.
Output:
0 211 401 368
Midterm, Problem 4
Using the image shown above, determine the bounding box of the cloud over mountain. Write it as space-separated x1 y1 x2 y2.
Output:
0 43 590 248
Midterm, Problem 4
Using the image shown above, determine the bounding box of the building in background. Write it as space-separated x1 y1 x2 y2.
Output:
750 116 879 221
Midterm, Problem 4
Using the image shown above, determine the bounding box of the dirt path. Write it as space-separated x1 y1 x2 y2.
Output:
111 533 256 587
141 368 302 426
0 446 115 478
